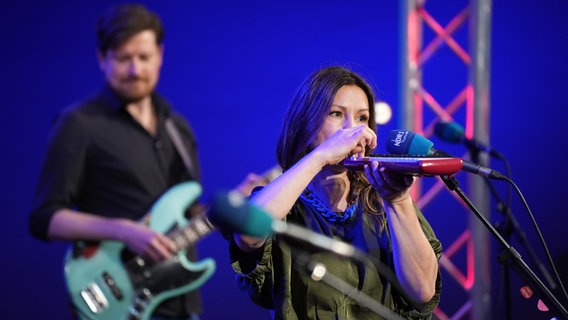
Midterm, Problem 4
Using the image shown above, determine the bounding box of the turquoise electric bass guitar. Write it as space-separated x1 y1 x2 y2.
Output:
64 181 216 320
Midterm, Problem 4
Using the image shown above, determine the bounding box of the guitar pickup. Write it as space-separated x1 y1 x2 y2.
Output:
80 282 109 314
102 272 123 300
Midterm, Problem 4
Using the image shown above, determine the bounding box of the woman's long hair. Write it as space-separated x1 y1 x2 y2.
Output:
276 66 385 223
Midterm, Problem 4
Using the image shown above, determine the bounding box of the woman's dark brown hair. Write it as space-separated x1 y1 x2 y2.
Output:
276 66 385 222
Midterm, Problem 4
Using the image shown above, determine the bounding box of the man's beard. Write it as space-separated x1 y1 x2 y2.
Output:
115 78 154 102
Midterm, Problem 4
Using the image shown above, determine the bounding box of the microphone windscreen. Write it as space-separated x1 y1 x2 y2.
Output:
434 121 464 143
208 191 273 238
386 129 433 155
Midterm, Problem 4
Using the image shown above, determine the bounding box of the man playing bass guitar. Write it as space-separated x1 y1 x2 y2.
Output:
29 4 207 320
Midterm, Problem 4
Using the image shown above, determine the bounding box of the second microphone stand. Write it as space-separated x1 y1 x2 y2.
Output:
483 174 557 319
468 148 557 319
292 248 405 320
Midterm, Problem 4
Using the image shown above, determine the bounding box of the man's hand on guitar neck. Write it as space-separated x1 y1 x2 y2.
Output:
234 165 282 197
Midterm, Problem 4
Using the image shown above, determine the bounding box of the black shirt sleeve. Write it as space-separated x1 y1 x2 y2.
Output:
29 107 90 241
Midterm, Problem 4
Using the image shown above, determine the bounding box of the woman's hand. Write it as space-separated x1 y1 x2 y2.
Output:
314 125 377 166
365 161 415 203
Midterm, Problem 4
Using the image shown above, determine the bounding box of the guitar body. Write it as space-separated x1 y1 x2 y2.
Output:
64 181 216 320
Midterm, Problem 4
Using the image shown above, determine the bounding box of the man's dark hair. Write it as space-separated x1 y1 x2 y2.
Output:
96 3 164 54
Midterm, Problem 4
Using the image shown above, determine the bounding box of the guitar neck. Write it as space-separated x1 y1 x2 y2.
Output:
169 214 216 251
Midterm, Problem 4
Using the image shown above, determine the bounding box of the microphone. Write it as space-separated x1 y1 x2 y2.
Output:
434 121 503 158
207 190 273 238
386 129 507 180
207 191 368 261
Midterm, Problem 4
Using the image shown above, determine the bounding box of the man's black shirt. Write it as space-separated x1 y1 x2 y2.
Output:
28 85 203 316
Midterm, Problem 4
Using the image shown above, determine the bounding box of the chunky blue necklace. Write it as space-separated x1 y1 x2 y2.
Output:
300 191 356 224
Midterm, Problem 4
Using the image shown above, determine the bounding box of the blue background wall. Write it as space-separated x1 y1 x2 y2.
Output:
2 1 568 319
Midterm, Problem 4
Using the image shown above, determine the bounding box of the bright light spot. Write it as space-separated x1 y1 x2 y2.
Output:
375 101 392 125
311 263 326 281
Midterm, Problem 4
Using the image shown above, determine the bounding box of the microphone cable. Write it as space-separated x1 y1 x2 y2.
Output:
501 175 568 305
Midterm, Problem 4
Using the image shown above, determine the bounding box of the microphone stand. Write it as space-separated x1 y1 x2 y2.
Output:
440 175 568 319
468 149 511 320
468 148 557 320
292 249 406 320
